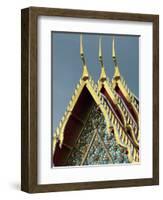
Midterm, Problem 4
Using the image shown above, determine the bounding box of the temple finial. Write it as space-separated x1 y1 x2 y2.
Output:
80 34 89 80
112 36 120 79
112 36 117 66
98 37 106 81
80 34 86 66
99 37 104 68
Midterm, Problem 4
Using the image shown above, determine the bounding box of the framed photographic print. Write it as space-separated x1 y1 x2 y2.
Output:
21 7 159 193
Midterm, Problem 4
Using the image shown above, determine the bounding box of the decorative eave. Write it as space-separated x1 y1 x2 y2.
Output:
53 76 106 150
103 78 140 145
98 36 139 147
120 76 139 111
112 77 139 119
98 79 117 104
98 77 139 146
111 36 139 124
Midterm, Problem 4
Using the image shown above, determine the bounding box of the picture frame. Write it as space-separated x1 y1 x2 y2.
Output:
21 7 159 193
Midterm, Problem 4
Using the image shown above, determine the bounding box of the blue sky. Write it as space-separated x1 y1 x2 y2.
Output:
52 32 139 133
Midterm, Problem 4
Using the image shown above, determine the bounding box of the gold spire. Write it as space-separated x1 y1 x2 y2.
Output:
99 37 104 68
112 36 117 65
98 37 107 82
80 34 89 80
112 36 120 79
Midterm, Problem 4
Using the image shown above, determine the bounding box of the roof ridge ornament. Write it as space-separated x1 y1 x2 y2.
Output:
98 36 107 82
80 34 89 80
112 36 121 80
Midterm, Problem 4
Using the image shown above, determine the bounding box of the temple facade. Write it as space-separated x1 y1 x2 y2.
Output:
53 35 139 167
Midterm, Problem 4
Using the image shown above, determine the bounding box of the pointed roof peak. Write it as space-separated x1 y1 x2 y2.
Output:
80 34 89 80
99 36 104 68
98 37 107 82
112 36 117 66
112 36 121 80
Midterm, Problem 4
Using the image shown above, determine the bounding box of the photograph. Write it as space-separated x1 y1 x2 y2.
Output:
52 32 140 167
